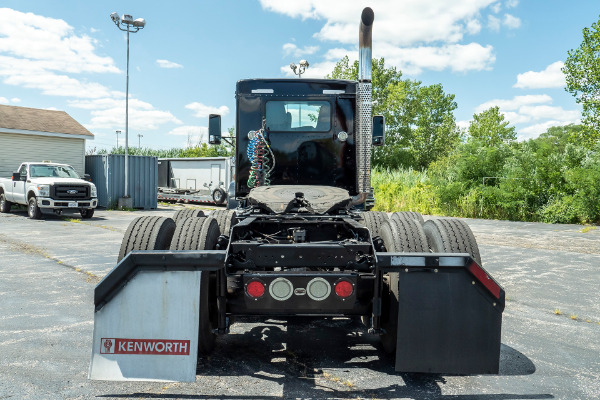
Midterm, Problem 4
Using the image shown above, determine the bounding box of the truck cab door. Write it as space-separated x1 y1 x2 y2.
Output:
12 164 27 204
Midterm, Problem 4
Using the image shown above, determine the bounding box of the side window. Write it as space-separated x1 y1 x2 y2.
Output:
19 165 27 176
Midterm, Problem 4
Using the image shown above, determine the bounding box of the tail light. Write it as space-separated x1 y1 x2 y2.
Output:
334 279 354 298
306 277 331 301
269 278 293 301
246 280 265 299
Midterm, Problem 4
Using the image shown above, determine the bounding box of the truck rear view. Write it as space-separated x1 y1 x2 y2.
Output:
89 7 504 382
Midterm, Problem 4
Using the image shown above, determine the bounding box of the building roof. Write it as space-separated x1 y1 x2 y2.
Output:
0 104 93 138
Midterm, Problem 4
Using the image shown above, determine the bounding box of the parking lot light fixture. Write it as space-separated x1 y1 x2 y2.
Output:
110 12 145 202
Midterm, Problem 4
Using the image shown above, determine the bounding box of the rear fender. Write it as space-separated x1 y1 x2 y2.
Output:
376 253 505 374
89 250 226 382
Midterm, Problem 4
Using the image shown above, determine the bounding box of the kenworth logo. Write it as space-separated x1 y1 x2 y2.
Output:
100 338 190 355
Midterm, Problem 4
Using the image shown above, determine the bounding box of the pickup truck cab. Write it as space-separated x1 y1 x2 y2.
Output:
0 162 98 219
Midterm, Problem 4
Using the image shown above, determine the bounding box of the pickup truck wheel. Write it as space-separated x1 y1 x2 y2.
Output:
209 209 236 236
379 216 428 354
359 211 388 237
0 193 11 213
212 188 227 205
423 218 482 265
391 211 424 225
27 197 42 219
173 208 205 222
80 209 94 219
170 217 220 354
117 216 176 262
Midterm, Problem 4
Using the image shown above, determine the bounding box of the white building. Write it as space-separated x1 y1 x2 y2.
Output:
0 105 93 177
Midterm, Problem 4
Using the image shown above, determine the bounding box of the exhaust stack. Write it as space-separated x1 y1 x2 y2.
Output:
356 7 374 196
359 7 374 82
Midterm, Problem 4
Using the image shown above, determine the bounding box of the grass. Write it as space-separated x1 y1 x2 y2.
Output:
579 226 597 233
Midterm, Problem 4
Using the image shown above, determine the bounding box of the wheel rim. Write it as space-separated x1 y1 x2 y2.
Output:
214 191 222 202
0 195 4 210
28 201 34 217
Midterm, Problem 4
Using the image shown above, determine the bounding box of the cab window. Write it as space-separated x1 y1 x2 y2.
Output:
266 101 331 132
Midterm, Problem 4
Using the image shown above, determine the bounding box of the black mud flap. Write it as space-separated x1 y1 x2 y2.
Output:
378 253 505 374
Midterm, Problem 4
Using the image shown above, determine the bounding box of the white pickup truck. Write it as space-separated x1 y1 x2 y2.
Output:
0 162 98 219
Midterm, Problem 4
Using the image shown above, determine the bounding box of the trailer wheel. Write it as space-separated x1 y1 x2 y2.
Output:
209 209 236 236
423 218 482 265
170 217 220 354
173 208 205 222
359 211 388 237
391 211 424 225
379 216 428 353
27 196 42 219
0 193 12 213
212 188 227 205
117 216 176 262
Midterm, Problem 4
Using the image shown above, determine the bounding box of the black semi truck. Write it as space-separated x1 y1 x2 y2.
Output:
89 8 504 382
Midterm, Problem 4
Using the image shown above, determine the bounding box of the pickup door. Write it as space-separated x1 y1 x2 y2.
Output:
9 164 27 205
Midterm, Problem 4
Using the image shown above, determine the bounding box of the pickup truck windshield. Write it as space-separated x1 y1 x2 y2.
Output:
29 165 80 179
266 101 331 132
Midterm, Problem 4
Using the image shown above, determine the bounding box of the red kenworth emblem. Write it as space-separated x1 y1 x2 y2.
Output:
104 339 113 353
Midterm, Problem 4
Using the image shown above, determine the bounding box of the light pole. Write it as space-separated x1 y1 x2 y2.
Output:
138 133 143 148
110 12 145 206
115 130 121 149
290 60 309 78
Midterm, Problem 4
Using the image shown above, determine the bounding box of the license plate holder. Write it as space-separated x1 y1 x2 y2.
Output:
68 201 77 208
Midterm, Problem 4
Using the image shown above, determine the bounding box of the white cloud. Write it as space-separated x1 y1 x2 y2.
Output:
168 125 209 146
282 43 319 58
520 120 575 139
0 96 22 104
514 61 565 89
466 19 482 35
0 96 8 103
10 97 20 103
474 94 580 139
503 14 521 29
261 0 498 47
488 15 501 31
476 94 553 113
156 59 183 69
491 2 502 13
69 98 182 130
185 102 230 118
506 0 519 8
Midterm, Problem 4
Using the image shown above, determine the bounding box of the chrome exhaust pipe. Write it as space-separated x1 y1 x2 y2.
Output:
356 7 374 197
359 7 374 82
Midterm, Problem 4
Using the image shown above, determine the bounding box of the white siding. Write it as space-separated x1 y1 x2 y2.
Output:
0 132 85 177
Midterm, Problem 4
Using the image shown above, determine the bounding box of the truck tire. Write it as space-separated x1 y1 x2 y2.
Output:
80 209 94 219
117 216 176 262
27 196 42 219
0 193 11 213
209 209 236 236
212 188 227 205
170 217 220 354
423 218 482 265
391 211 424 225
173 208 205 222
379 217 428 354
359 211 389 237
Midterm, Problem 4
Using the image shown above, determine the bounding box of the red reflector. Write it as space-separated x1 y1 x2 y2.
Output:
467 261 501 299
334 280 353 298
247 281 265 298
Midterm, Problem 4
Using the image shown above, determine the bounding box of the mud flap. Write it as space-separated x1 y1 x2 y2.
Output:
396 259 503 374
89 269 202 381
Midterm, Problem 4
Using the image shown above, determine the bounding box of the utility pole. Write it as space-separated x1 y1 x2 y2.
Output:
138 133 143 148
116 130 121 149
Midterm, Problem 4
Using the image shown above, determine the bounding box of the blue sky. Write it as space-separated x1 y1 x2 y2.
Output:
0 1 597 151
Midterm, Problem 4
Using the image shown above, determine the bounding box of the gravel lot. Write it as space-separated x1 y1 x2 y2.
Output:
0 206 599 399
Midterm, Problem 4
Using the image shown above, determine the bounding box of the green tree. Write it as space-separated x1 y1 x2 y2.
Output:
327 56 460 169
563 16 600 143
468 106 516 146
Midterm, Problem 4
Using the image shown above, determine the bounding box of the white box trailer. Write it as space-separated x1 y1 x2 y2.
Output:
157 157 233 205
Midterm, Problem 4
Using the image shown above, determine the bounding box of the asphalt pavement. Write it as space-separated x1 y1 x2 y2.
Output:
0 206 598 399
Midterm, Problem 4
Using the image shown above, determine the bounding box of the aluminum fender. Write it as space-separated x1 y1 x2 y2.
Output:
89 250 226 382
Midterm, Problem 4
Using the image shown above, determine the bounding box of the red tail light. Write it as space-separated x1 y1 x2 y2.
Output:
334 280 354 298
246 280 265 298
467 261 501 300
